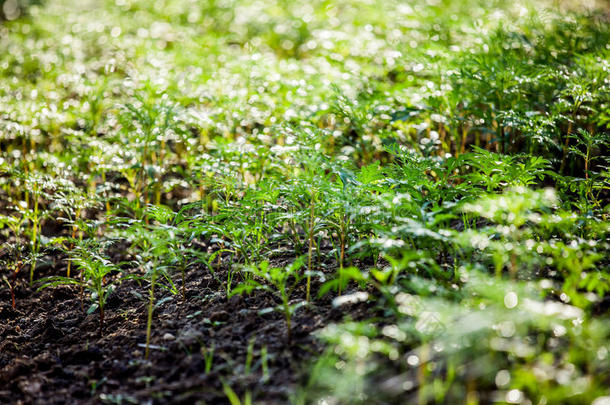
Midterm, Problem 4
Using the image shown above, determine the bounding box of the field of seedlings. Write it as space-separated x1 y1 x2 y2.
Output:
1 0 609 403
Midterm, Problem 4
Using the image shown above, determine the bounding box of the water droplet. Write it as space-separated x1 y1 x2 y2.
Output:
504 292 518 309
495 370 510 387
506 389 523 404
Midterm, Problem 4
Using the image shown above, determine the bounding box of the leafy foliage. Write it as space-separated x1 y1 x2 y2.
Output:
0 0 608 403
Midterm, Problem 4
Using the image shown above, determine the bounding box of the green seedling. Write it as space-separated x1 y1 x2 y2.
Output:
277 182 322 301
0 214 27 308
231 257 308 344
0 212 26 243
117 206 183 359
305 191 317 302
0 244 25 310
261 345 269 383
50 186 99 277
566 129 610 201
326 168 360 295
222 383 252 405
201 344 215 374
245 337 255 376
1 1 609 403
117 91 186 209
89 377 107 396
461 146 549 192
38 241 120 336
24 174 44 285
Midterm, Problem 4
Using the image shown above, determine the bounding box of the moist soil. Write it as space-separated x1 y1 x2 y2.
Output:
0 251 372 404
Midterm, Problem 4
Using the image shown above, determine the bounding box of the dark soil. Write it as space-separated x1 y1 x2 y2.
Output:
0 254 372 404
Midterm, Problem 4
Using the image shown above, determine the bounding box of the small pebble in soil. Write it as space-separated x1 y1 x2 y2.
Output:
163 333 175 341
210 310 229 322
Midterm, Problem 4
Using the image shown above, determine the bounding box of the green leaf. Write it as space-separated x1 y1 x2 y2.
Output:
222 383 242 405
87 302 99 315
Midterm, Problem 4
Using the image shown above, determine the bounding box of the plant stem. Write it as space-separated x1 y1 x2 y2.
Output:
67 208 81 278
338 218 346 296
286 310 292 344
181 262 186 302
29 192 39 286
98 294 105 337
145 270 157 359
9 281 15 310
560 120 573 174
306 193 315 302
102 171 111 215
584 140 590 180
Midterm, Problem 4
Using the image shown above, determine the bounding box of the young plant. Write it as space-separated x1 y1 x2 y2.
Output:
0 244 25 310
23 173 45 285
0 212 26 244
458 187 557 279
325 167 365 295
38 241 120 336
50 186 99 277
222 383 252 405
230 257 308 344
461 146 549 192
245 337 256 376
202 344 215 374
278 181 323 301
566 129 610 202
117 91 186 210
116 206 182 358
